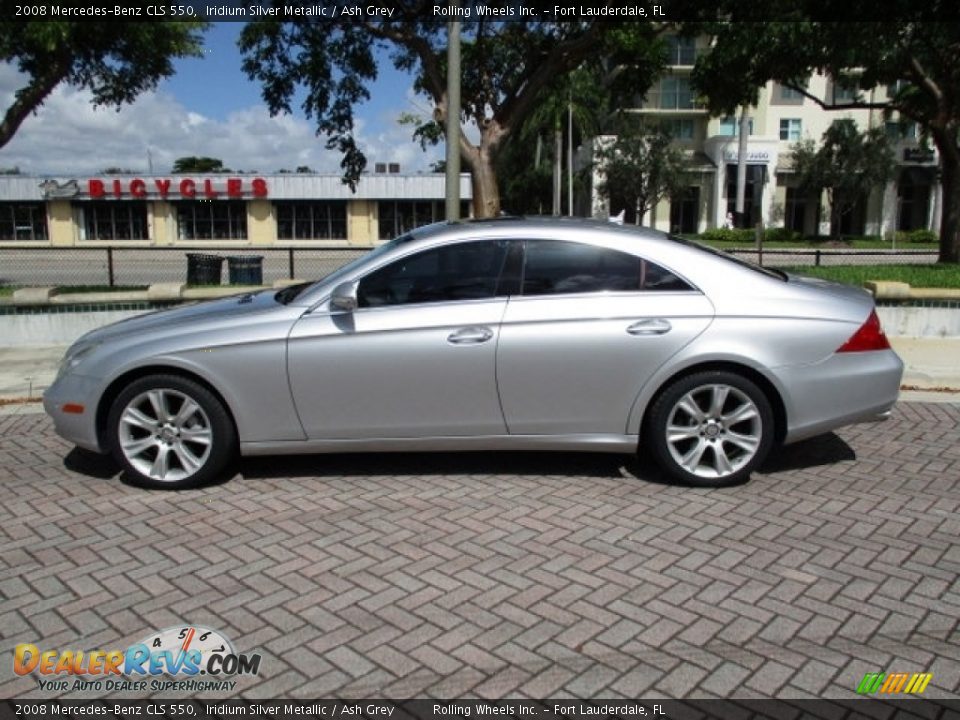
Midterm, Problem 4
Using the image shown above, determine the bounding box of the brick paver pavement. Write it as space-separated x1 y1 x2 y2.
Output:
0 402 958 700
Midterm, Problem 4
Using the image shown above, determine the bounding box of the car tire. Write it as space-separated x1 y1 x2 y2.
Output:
107 374 236 490
644 371 774 487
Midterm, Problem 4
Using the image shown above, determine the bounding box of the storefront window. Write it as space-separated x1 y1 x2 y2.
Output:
0 203 48 241
80 202 147 241
276 201 347 240
378 201 446 240
175 201 247 240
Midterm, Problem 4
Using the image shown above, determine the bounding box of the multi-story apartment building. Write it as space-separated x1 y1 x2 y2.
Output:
588 35 941 237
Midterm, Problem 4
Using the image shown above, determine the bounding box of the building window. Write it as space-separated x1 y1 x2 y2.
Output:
378 201 440 240
831 77 858 104
276 201 347 240
661 118 695 140
0 203 48 241
779 119 802 141
887 80 908 99
80 202 147 241
784 187 811 233
718 116 753 136
772 82 805 105
885 121 918 139
175 201 247 240
664 36 696 66
658 76 695 110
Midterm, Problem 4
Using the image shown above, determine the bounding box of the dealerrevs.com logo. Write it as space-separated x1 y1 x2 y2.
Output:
14 626 261 693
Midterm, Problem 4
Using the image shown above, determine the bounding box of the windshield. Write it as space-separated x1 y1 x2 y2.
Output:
669 235 787 281
276 235 409 304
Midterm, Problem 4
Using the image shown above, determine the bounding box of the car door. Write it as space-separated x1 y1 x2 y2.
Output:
287 239 512 439
496 238 715 435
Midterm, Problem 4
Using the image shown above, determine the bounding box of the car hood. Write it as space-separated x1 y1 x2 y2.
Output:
76 291 284 345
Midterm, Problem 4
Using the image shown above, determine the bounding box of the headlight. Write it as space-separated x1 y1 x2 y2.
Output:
56 342 100 380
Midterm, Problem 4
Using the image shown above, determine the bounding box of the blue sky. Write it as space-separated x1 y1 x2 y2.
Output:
0 23 441 176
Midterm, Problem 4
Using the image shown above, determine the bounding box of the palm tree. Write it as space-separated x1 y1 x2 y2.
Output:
519 66 608 216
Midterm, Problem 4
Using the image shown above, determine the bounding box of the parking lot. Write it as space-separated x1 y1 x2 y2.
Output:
0 401 958 700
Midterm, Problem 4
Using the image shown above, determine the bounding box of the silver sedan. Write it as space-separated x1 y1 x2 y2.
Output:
44 218 903 489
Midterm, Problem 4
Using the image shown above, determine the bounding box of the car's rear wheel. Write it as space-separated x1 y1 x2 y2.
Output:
107 375 236 489
645 371 774 487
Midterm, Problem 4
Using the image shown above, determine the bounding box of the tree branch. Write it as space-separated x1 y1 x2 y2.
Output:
361 22 445 102
496 24 607 143
0 65 69 149
905 54 944 105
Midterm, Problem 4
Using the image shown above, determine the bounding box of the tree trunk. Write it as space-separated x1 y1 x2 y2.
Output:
553 122 562 216
936 143 960 263
468 149 501 218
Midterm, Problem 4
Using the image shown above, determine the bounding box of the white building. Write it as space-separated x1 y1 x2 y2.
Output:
589 35 941 237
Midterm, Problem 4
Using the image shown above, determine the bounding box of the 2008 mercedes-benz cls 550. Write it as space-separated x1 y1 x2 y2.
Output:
44 217 903 489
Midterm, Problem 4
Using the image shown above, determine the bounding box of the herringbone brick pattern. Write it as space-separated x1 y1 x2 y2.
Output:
1 402 958 699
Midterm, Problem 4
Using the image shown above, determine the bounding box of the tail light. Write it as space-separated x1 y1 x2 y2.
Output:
837 310 891 353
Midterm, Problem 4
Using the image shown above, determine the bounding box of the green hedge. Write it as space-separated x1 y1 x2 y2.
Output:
895 229 938 244
696 228 756 244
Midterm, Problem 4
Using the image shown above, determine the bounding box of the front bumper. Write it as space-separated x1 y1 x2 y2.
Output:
43 373 106 453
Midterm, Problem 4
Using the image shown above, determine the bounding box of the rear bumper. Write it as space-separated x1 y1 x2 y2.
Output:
776 349 903 444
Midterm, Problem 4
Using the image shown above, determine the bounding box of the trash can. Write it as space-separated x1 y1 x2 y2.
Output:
186 253 224 285
227 255 264 285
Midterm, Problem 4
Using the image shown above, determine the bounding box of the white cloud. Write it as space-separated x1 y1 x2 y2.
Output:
0 64 444 176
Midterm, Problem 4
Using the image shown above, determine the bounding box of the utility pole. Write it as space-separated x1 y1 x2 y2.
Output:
444 2 461 222
735 109 749 228
567 94 574 216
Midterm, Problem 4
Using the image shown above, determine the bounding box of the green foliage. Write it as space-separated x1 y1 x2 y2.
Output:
792 119 895 238
697 228 756 244
785 264 960 289
239 19 669 210
0 21 205 148
688 12 960 261
172 157 229 173
762 227 802 243
594 123 688 222
896 229 938 244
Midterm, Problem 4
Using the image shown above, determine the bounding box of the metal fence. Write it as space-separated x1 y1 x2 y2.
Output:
0 245 942 290
0 246 366 290
725 247 939 267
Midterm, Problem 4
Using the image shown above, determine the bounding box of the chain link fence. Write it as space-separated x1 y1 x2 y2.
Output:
0 245 941 291
0 246 366 290
725 248 940 267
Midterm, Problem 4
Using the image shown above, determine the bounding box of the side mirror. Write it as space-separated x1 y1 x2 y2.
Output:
330 281 359 312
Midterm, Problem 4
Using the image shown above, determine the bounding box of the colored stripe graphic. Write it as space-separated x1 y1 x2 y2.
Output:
857 672 932 694
857 673 885 694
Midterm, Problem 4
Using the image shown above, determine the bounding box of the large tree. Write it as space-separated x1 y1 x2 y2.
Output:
172 156 229 173
0 22 205 150
239 13 668 217
593 122 688 224
792 119 896 239
690 11 960 262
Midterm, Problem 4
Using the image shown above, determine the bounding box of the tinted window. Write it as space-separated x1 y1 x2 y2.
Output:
358 240 509 307
521 240 691 296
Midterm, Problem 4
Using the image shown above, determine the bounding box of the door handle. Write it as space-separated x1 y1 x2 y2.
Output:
626 319 672 336
447 326 494 344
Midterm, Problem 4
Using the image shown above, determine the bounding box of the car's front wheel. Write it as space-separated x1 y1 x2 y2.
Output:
645 371 774 487
107 375 236 489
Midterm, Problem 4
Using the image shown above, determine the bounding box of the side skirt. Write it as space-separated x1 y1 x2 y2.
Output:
241 434 638 457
